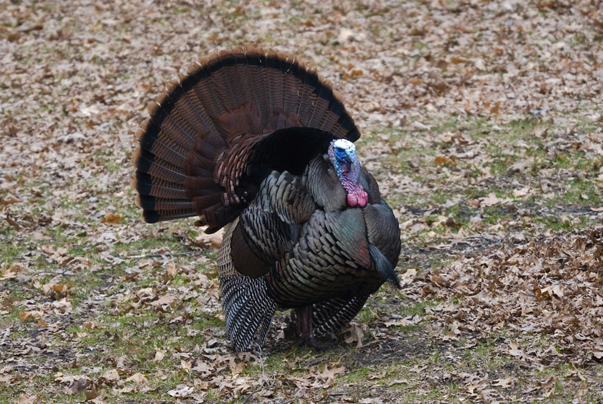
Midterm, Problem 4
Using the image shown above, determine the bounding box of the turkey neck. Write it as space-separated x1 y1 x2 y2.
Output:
327 140 368 208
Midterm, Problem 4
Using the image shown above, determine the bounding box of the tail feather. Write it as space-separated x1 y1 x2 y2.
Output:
313 294 370 336
192 194 224 212
133 47 360 229
138 195 193 211
221 276 277 352
184 154 216 177
295 84 315 126
136 129 188 168
147 101 196 149
192 75 225 119
143 210 196 223
179 84 220 136
135 155 187 184
134 175 188 199
368 243 401 289
221 281 247 332
218 218 277 351
265 53 284 113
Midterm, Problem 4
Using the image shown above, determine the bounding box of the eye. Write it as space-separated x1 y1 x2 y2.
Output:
335 147 345 153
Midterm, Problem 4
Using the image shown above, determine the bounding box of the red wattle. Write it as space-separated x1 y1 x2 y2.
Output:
358 191 368 207
347 194 358 206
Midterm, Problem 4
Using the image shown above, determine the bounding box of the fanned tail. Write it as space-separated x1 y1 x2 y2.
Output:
132 47 360 233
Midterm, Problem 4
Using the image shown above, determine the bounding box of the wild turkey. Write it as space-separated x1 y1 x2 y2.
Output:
131 48 401 351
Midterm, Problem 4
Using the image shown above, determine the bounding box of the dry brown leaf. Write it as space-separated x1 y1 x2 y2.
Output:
467 199 481 208
384 315 422 328
125 373 148 384
5 214 20 230
434 155 456 166
100 213 123 224
312 364 346 386
168 385 194 397
151 295 175 307
2 263 27 279
513 186 531 198
195 228 224 249
153 350 165 362
492 377 514 388
508 340 522 357
101 369 119 382
409 365 427 373
0 194 22 205
539 285 564 298
192 361 214 375
193 378 209 390
399 268 417 287
480 193 500 207
19 311 43 321
166 262 178 277
84 385 100 401
17 395 39 404
343 322 365 348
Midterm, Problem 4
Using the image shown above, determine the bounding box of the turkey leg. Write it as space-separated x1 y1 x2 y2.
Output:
295 306 326 349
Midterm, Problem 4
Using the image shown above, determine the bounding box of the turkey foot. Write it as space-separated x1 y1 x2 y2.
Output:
295 306 328 350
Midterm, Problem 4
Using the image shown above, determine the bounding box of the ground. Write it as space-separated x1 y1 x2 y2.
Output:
1 0 603 403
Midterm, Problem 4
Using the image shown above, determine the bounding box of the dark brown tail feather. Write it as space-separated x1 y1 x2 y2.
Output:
132 47 360 230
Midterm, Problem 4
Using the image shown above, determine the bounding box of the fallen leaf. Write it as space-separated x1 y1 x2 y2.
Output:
384 315 422 327
312 364 346 386
151 295 175 307
513 186 530 197
195 228 224 249
434 155 456 166
65 378 88 395
101 369 119 382
166 262 178 277
510 160 525 173
100 213 123 224
84 385 100 400
539 285 563 298
409 365 427 373
153 350 165 362
480 193 500 207
193 379 209 390
168 385 194 397
399 268 417 287
492 377 514 388
125 373 148 384
18 395 39 404
344 322 365 348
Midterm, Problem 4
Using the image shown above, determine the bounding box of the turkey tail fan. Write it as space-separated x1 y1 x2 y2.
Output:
132 46 360 231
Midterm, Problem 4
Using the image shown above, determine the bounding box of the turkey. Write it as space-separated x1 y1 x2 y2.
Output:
131 47 401 351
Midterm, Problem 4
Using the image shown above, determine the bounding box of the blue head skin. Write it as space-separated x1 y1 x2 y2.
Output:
328 139 368 207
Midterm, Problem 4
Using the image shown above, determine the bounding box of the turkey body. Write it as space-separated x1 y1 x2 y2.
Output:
132 48 401 351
